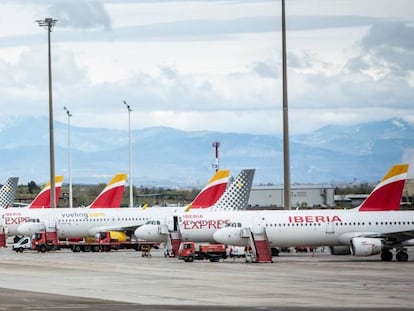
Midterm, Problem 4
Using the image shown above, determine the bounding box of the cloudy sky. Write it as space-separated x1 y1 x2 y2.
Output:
0 0 413 136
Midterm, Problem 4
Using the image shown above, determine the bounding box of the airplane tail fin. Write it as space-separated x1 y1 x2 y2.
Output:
210 169 255 211
357 164 409 212
187 169 230 211
28 176 64 208
0 177 19 208
87 173 127 208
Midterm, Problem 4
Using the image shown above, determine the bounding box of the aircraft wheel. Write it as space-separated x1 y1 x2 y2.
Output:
380 250 393 261
396 251 408 262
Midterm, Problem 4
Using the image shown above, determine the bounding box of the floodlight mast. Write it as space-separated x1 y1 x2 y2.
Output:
64 106 73 208
36 17 58 208
124 100 133 207
281 0 291 210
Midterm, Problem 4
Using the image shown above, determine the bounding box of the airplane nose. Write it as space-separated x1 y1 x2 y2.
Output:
213 229 227 243
134 225 165 242
134 226 145 239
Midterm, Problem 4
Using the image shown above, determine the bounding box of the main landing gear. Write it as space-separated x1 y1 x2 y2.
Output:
380 249 408 262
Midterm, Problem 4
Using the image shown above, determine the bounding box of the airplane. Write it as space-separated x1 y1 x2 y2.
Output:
1 173 126 236
0 177 19 208
210 163 414 262
134 168 255 242
3 170 230 240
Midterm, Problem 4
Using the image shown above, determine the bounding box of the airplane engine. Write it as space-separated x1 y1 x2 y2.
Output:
213 227 249 246
134 224 166 242
350 237 383 256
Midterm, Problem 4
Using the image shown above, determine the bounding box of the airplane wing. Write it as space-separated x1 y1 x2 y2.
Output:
381 230 414 243
362 230 414 244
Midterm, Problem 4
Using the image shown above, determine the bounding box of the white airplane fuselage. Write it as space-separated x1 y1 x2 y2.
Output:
1 206 185 238
177 209 414 247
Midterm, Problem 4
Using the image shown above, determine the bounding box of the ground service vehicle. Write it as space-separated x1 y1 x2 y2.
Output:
178 242 228 262
16 232 159 253
12 236 32 252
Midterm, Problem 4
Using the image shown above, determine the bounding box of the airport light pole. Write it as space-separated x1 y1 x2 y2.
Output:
124 100 133 207
64 106 73 208
36 17 58 208
212 141 220 172
281 0 291 209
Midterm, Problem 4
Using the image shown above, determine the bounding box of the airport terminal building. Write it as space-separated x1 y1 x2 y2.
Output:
248 185 335 209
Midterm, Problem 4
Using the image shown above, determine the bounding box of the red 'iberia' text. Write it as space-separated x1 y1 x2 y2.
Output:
288 215 342 223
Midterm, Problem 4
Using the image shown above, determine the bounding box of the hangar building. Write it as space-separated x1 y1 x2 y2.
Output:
248 185 335 209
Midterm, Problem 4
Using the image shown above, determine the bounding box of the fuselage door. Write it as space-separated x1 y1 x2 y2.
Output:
252 216 265 235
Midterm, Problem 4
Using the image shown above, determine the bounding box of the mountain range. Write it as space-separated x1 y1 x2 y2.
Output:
0 116 413 187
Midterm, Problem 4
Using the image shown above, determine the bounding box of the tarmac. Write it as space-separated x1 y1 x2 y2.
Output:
0 246 413 310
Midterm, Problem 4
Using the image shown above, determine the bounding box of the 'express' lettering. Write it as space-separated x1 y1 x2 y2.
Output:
5 216 30 225
183 219 230 230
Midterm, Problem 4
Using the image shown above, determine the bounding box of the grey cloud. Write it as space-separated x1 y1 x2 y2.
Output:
345 57 370 73
158 65 178 80
348 22 414 77
49 0 111 30
287 52 314 69
0 15 381 48
111 15 379 40
360 21 414 50
253 61 279 78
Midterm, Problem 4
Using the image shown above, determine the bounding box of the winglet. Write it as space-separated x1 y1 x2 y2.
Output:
358 164 409 212
87 173 127 208
28 176 64 208
186 169 230 211
0 177 19 208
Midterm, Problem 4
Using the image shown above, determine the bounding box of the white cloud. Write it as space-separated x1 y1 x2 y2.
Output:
0 0 413 135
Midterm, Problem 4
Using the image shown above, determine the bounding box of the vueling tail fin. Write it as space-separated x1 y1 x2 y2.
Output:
211 169 255 211
188 170 230 210
28 176 64 208
87 173 127 208
358 164 409 212
0 177 19 208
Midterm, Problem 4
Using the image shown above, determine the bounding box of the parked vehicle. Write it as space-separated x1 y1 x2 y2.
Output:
178 242 227 262
14 231 159 253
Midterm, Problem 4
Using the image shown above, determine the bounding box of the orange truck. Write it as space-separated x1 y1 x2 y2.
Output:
178 242 228 262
